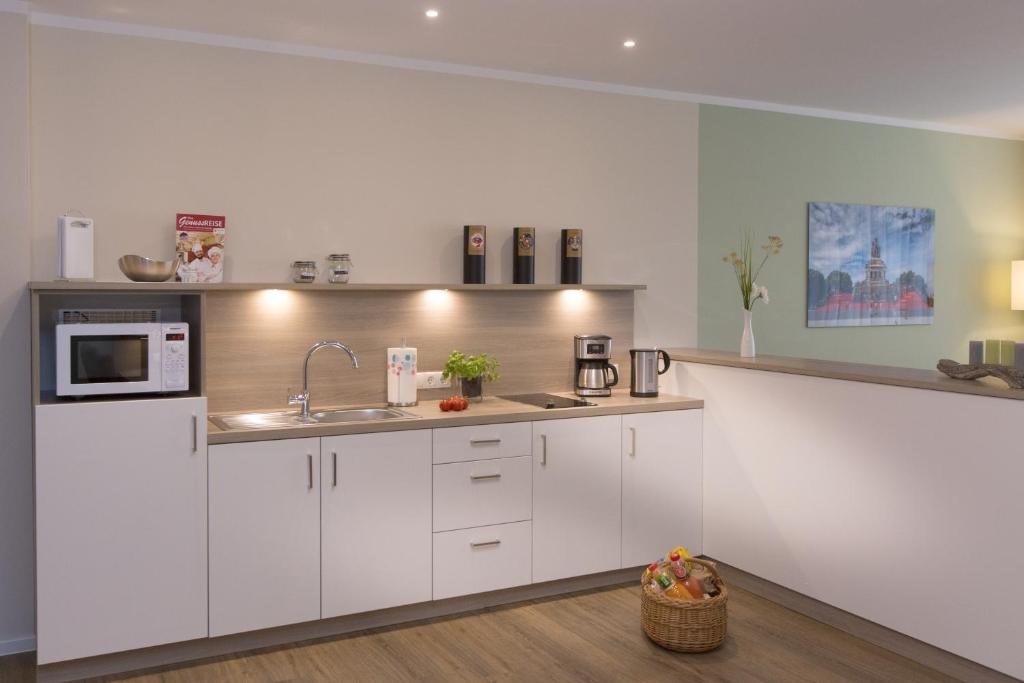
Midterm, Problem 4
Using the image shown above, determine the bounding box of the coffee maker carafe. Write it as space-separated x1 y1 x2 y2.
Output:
574 334 618 397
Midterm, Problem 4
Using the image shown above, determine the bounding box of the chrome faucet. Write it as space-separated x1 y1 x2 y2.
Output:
288 340 359 422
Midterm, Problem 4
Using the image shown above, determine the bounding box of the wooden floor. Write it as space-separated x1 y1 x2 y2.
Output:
1 584 960 683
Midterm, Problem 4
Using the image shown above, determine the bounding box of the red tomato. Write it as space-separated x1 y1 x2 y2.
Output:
458 396 469 410
440 399 451 412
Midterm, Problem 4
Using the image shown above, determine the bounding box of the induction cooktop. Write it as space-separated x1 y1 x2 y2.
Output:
499 393 597 409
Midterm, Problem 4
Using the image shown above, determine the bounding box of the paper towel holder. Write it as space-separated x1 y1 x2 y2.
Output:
387 345 418 407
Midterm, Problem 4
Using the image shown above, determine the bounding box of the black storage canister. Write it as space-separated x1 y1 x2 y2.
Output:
463 225 486 284
513 227 535 284
560 228 583 285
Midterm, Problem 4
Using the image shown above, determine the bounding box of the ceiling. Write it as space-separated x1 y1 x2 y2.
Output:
25 0 1024 138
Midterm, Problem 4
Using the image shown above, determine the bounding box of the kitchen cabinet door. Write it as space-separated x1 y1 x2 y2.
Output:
209 437 321 637
532 416 622 583
35 397 208 664
321 430 432 617
621 410 703 567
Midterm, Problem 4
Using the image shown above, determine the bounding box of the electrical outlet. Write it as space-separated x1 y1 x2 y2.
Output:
416 371 451 390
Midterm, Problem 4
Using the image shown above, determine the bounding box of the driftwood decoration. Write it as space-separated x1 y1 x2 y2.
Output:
937 359 1024 390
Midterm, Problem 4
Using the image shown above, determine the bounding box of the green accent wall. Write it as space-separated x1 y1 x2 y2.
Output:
698 105 1024 369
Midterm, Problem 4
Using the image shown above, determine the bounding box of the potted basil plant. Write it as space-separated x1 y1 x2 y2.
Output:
442 351 500 402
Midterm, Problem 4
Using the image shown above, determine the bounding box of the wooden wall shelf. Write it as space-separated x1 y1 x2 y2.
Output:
29 281 646 293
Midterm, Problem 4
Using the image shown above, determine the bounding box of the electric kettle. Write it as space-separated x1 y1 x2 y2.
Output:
629 349 670 397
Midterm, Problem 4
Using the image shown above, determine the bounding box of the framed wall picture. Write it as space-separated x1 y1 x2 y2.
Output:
807 202 935 327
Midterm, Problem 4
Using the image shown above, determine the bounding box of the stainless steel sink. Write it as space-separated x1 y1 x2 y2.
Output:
309 408 417 424
210 407 418 431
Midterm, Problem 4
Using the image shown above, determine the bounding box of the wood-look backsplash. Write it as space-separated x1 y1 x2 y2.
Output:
205 289 634 413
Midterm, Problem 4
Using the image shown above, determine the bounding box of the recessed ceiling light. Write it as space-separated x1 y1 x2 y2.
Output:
623 39 636 48
425 9 439 18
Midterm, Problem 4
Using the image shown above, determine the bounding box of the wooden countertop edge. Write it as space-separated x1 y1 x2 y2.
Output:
207 394 703 445
665 347 1024 401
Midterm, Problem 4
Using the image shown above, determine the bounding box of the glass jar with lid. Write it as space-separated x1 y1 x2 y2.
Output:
326 254 353 284
291 260 318 284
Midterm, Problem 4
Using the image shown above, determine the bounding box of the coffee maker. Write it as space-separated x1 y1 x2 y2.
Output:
574 334 618 397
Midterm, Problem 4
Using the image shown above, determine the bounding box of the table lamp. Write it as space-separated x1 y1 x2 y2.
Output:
1014 261 1024 311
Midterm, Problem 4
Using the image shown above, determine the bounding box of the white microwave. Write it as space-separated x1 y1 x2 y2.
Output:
56 322 189 397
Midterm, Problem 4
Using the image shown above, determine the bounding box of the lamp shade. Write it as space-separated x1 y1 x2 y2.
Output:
1013 261 1024 311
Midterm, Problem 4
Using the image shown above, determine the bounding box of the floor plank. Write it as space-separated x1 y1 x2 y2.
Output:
0 584 962 682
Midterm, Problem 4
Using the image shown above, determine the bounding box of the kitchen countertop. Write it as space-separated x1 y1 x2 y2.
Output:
665 347 1024 401
207 391 703 445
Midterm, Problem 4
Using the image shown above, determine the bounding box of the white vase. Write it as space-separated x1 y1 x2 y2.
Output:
740 308 755 358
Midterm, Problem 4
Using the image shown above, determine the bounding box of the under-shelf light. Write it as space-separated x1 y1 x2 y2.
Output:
259 288 293 312
423 288 453 308
559 288 589 309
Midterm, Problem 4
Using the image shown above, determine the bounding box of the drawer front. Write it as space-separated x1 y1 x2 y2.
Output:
433 455 532 531
433 521 532 600
432 422 532 464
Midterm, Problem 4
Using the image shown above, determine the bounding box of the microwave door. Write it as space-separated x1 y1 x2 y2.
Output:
62 334 154 396
72 334 149 382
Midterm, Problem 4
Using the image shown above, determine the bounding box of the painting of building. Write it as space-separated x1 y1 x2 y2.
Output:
807 202 935 327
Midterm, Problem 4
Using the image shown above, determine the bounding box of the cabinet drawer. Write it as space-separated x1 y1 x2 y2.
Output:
433 455 532 531
432 422 532 464
433 521 532 600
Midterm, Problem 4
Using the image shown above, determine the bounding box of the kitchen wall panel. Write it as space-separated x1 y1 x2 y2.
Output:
205 289 633 413
28 25 698 349
0 10 35 656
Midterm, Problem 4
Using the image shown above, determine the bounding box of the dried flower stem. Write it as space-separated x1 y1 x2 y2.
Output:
723 231 783 310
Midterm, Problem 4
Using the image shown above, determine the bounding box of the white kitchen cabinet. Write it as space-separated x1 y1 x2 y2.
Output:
35 397 208 664
432 422 532 464
433 455 532 532
532 416 622 583
433 521 533 600
321 431 432 617
621 410 702 567
209 437 321 637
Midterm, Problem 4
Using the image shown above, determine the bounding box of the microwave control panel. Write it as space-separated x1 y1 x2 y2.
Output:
162 323 189 391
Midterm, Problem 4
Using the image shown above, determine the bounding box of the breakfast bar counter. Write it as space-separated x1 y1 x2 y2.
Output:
664 349 1024 680
664 347 1024 400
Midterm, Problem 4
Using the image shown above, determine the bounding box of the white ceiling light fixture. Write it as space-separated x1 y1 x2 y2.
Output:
623 39 636 48
425 9 439 19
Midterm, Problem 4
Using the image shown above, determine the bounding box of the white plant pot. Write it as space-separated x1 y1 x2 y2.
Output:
740 309 755 358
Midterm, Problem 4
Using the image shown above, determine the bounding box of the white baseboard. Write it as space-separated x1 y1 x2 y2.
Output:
0 636 36 656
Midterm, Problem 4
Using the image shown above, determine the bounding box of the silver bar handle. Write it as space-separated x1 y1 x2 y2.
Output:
332 451 337 488
307 454 313 490
191 414 198 453
629 426 637 457
470 472 502 481
470 438 501 446
540 434 547 465
470 539 501 548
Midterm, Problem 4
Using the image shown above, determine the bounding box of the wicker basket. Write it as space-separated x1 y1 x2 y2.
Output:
641 556 728 652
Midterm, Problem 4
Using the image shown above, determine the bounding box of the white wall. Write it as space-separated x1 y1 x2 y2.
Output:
28 25 699 348
669 362 1024 680
0 10 35 655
